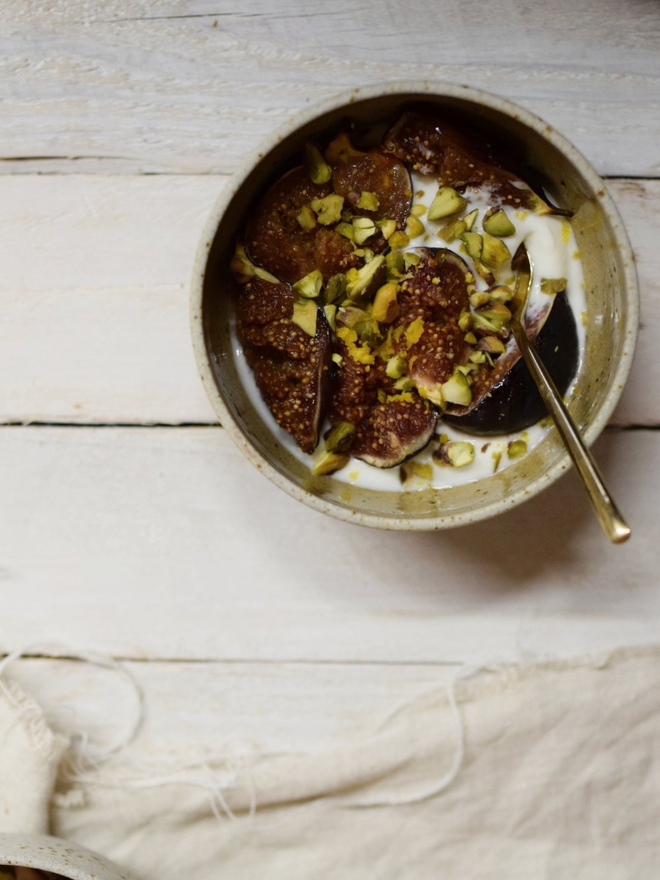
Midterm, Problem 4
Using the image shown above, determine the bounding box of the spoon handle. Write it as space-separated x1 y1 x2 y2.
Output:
512 322 631 544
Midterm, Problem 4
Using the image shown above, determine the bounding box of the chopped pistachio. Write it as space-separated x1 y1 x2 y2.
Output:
388 230 410 249
456 362 478 375
478 301 512 325
304 142 332 184
335 221 354 241
469 291 491 309
540 277 568 295
492 450 503 473
403 252 421 270
400 461 433 484
324 273 347 304
405 317 425 347
345 254 385 300
311 194 344 225
394 376 415 391
458 310 472 332
488 284 513 303
385 352 407 379
447 441 475 468
406 215 425 238
362 247 375 263
483 209 516 237
312 451 349 476
428 186 467 221
481 231 511 269
385 250 405 280
411 203 427 218
292 269 323 298
325 421 356 454
463 208 478 231
469 350 488 364
357 190 380 211
229 243 280 284
296 204 317 231
462 231 483 262
372 282 400 323
331 352 343 365
441 369 472 406
378 218 397 240
323 303 337 331
507 439 528 459
478 335 507 355
324 132 365 164
352 216 377 244
439 218 467 243
464 331 477 344
291 299 318 336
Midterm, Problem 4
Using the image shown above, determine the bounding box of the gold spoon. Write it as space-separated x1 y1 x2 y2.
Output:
510 243 631 544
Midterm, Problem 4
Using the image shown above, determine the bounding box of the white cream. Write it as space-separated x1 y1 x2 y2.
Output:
232 171 586 491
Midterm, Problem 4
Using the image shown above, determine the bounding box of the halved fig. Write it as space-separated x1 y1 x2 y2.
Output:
237 278 331 453
331 145 412 229
352 396 437 468
383 112 563 215
327 338 381 427
443 291 579 435
394 248 472 402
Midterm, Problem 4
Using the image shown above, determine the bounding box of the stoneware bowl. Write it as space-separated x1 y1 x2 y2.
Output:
0 833 133 880
190 81 638 530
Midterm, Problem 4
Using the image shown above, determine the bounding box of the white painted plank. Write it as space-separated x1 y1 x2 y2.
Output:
1 426 659 663
0 0 658 176
5 657 454 758
0 176 655 425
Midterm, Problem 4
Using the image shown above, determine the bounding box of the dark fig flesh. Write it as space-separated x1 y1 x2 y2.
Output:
352 396 437 468
443 291 579 436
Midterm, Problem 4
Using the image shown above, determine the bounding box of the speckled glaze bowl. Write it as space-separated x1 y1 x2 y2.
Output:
0 833 133 880
190 81 638 531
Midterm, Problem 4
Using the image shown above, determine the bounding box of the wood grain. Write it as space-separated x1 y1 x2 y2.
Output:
0 0 658 176
1 425 658 663
0 176 655 425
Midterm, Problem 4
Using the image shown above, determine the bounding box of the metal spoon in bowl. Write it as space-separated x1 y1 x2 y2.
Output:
510 243 631 544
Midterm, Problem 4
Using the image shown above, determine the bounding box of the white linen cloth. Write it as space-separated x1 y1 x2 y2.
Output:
2 646 659 879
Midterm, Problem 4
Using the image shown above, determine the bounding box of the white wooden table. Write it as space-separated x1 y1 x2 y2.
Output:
2 0 660 775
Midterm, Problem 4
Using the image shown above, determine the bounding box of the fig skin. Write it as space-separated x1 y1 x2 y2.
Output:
443 291 579 436
352 396 437 468
237 278 331 453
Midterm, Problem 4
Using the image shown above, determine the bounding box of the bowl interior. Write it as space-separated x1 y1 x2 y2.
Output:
197 87 636 528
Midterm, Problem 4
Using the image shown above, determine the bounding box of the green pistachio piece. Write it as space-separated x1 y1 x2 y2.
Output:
469 291 491 308
323 303 337 331
483 209 516 237
352 216 377 245
480 231 512 269
438 218 467 243
400 461 433 484
304 142 332 184
478 335 507 355
462 231 483 261
507 439 528 459
478 301 512 326
385 352 407 379
540 277 568 295
325 421 356 454
406 215 425 238
292 269 323 299
311 194 344 225
463 209 478 231
441 369 472 406
296 204 317 231
394 376 415 391
357 191 380 211
324 273 347 304
230 243 280 285
385 250 405 280
456 362 478 375
447 441 475 468
463 331 477 344
488 284 513 302
291 299 318 336
345 255 385 300
312 451 349 476
427 186 467 221
469 350 488 364
403 252 421 269
458 309 473 332
335 221 354 241
372 282 400 323
331 352 343 365
378 218 397 240
388 230 410 249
